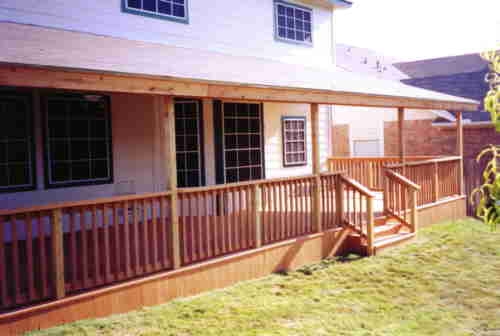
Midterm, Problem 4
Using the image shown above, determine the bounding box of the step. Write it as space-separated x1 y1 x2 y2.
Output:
374 222 403 237
373 232 416 254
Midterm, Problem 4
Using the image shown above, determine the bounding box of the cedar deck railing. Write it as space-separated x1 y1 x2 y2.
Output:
327 156 437 190
384 170 420 233
0 172 376 312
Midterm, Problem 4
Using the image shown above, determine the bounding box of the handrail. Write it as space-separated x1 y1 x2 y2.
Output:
339 175 377 198
385 170 421 191
386 156 462 168
328 156 437 161
0 190 173 216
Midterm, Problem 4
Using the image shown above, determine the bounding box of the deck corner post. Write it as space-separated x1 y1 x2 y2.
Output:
335 175 344 226
311 103 322 233
410 189 418 235
51 208 66 300
314 174 322 233
252 184 262 248
164 96 181 269
366 196 375 256
433 161 439 202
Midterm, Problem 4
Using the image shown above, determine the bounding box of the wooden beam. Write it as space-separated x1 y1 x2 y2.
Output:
456 111 464 195
398 107 406 168
311 103 322 233
0 65 479 111
164 96 181 269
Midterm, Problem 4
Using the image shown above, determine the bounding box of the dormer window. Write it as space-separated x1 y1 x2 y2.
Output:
123 0 188 23
274 1 312 45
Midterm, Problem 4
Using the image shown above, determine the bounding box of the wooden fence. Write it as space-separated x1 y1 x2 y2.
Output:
0 172 376 312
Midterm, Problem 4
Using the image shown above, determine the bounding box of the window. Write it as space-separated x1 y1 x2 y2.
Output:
214 102 264 184
123 0 188 23
43 94 113 188
175 99 204 188
0 92 35 192
282 117 307 166
274 1 312 44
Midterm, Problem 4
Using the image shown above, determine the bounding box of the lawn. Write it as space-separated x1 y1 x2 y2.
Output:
29 219 500 336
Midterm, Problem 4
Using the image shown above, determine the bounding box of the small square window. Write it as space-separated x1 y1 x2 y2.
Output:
274 1 312 45
282 117 307 167
124 0 188 23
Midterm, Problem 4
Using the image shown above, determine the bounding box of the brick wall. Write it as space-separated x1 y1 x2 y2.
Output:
332 124 350 156
384 119 500 159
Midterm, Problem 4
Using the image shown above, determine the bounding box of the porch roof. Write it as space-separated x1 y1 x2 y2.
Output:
0 22 478 111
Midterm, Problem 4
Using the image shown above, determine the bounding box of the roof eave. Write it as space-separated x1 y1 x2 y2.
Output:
330 0 353 9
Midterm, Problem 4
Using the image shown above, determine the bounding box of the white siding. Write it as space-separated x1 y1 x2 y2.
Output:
0 0 334 68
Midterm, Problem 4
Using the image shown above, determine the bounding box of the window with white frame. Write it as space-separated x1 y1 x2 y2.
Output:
124 0 188 22
43 94 113 188
0 92 35 192
282 117 307 166
274 1 312 44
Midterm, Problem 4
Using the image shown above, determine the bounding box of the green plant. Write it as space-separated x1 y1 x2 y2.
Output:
471 50 500 230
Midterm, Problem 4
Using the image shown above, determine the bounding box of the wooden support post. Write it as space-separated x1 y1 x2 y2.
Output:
51 209 65 299
366 196 375 256
433 161 439 202
410 189 418 235
367 162 374 190
165 96 181 269
398 107 406 173
456 111 464 195
252 184 262 248
311 103 322 232
335 176 344 226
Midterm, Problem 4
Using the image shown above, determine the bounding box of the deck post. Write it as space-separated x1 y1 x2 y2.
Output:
398 107 406 173
433 161 439 202
252 184 262 248
456 111 464 195
366 196 375 256
367 162 374 189
335 175 344 226
165 96 181 269
51 208 65 299
311 103 322 232
410 189 418 235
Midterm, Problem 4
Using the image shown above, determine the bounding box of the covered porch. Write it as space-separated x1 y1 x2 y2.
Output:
0 23 478 334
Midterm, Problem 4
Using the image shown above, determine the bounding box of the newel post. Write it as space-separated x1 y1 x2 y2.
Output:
311 103 322 233
252 184 262 248
456 111 464 195
366 196 375 256
165 96 181 269
51 208 65 299
410 189 419 235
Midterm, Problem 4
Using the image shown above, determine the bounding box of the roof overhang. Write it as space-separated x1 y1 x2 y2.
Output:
0 22 479 112
303 0 353 9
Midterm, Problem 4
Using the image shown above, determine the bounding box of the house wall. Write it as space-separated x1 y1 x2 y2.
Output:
0 92 165 210
0 0 335 69
332 106 437 157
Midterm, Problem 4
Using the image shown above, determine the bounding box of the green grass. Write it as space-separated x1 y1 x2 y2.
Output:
29 219 500 336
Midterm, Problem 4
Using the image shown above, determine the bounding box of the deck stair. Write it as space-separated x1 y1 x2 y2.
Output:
369 216 415 254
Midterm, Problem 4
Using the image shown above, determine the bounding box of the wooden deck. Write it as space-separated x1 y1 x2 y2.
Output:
0 157 466 334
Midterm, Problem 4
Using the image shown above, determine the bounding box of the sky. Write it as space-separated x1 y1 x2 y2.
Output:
335 0 500 62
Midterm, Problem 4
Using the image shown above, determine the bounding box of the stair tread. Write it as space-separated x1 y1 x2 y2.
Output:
374 222 401 234
374 232 415 247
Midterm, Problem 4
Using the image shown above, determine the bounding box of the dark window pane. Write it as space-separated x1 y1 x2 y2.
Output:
70 119 89 138
239 168 250 181
5 109 28 139
0 166 7 187
304 22 311 32
304 11 311 21
278 4 285 15
304 32 312 42
186 171 199 187
175 118 185 134
249 119 260 133
225 151 237 168
173 4 185 17
237 118 249 133
251 167 262 180
174 102 184 116
226 169 238 183
158 1 172 15
70 101 87 119
47 100 66 119
48 120 68 138
287 17 294 28
92 160 109 179
224 118 236 133
7 141 28 162
224 103 236 117
173 0 184 4
72 161 90 180
225 135 237 149
278 27 286 38
250 150 261 165
236 104 249 117
183 103 197 118
90 120 107 138
177 172 186 188
176 135 185 152
176 153 186 170
185 135 198 151
0 143 6 163
296 31 304 41
249 104 259 117
250 134 261 148
90 140 107 159
71 140 90 160
286 7 293 16
52 162 70 182
186 153 199 170
143 0 156 11
295 10 303 20
185 118 198 133
128 0 141 9
8 164 29 186
238 150 250 166
51 141 69 161
287 29 294 39
238 135 249 148
278 15 285 26
295 20 303 30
